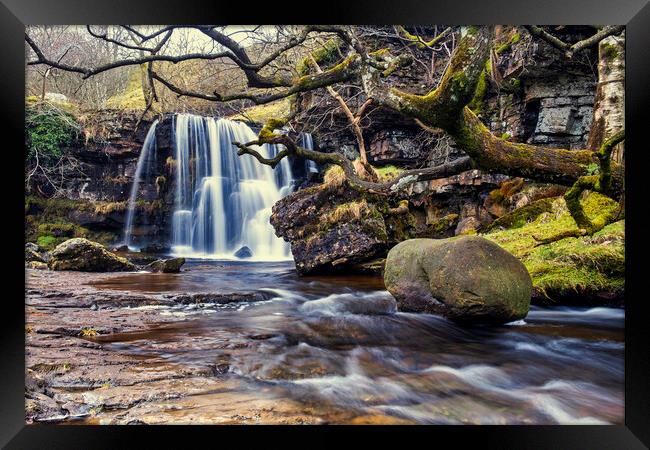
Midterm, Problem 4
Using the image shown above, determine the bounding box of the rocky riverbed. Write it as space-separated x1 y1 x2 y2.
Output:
25 261 624 425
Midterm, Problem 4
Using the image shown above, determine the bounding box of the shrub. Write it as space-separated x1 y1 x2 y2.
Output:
36 235 58 249
26 101 81 164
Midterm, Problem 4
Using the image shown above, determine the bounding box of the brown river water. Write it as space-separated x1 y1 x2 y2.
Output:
86 259 624 424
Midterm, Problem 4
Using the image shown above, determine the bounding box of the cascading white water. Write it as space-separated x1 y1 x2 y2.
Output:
123 120 158 250
171 114 295 260
299 133 319 174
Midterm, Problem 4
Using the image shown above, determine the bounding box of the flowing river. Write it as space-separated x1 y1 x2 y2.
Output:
86 259 624 425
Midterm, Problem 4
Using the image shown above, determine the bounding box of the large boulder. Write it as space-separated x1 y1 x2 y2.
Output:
144 257 185 273
48 238 136 272
271 186 389 274
384 236 531 324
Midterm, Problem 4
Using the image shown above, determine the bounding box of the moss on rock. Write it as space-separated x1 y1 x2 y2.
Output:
483 192 624 304
374 165 405 183
48 238 135 272
384 236 532 324
26 102 81 164
487 197 556 230
26 196 121 249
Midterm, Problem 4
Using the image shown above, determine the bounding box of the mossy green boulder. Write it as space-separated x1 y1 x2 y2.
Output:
48 238 136 272
384 236 532 324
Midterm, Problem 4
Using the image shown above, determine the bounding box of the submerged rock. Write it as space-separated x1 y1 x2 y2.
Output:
234 246 253 258
384 236 531 324
145 257 185 273
171 291 272 305
299 292 397 316
48 238 136 272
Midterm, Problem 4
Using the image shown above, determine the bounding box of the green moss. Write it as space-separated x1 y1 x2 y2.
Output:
26 196 89 216
93 201 127 215
323 165 346 188
483 192 623 301
429 213 459 234
25 196 120 248
312 199 388 242
495 32 521 55
296 39 341 76
229 98 292 124
133 199 164 214
36 235 58 250
374 165 405 182
500 78 522 94
468 68 489 115
601 42 620 61
327 200 370 224
258 118 288 140
26 102 81 164
37 221 79 238
487 197 555 231
295 54 358 91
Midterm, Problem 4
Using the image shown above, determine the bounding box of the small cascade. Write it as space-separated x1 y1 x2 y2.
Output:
123 120 158 250
171 114 294 260
299 132 319 174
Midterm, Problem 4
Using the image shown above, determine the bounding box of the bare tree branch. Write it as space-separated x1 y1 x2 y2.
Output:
523 25 624 58
27 32 234 79
233 126 474 195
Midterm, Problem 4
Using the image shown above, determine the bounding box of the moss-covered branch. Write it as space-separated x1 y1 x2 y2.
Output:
395 26 452 49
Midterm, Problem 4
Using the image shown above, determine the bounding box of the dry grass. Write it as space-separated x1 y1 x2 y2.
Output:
328 200 369 223
323 165 346 188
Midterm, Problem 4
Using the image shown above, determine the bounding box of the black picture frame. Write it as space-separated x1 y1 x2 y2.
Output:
3 0 649 447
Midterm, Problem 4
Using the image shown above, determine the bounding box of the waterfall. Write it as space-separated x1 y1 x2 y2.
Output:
171 114 294 260
123 120 158 250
